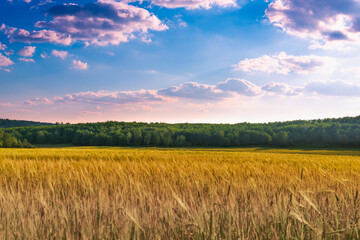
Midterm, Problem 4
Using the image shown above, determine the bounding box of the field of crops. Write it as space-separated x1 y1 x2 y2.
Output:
1 147 360 239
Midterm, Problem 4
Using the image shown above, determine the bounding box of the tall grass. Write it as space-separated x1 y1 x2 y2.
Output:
0 147 360 239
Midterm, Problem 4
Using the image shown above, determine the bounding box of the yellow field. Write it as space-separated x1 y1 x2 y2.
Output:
1 147 360 239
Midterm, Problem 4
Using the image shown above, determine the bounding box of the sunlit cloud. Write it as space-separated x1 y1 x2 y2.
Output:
7 0 32 3
0 53 14 67
1 24 71 45
159 82 229 100
266 0 360 49
72 60 88 70
8 79 360 110
52 49 68 59
144 0 237 9
6 0 168 46
51 89 171 105
217 78 263 96
262 82 304 96
3 79 360 123
24 97 52 105
233 52 326 74
18 46 36 57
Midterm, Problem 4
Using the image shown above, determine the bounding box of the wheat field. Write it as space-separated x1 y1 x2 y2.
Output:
1 147 360 239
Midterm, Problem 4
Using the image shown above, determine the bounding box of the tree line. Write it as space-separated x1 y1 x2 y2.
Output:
0 119 53 128
0 129 33 148
2 116 360 148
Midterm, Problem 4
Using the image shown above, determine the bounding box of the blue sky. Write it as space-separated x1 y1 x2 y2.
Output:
1 0 360 123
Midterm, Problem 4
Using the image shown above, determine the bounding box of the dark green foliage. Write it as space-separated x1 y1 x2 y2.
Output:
0 128 33 148
175 135 187 146
3 115 360 148
0 119 53 128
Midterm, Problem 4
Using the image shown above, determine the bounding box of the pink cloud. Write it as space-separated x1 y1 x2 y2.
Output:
55 89 170 105
72 60 88 70
6 79 360 124
0 102 17 107
18 58 35 63
262 82 304 96
18 46 36 57
32 0 168 46
8 0 33 3
12 79 360 117
24 97 53 105
0 53 14 67
217 79 263 96
1 24 71 45
0 41 6 51
52 49 68 59
159 82 229 100
146 0 237 9
40 52 49 59
18 89 171 107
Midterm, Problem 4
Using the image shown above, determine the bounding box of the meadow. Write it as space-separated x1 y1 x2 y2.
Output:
1 147 360 239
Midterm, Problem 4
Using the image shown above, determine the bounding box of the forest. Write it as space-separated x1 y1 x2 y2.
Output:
2 116 360 148
0 119 53 128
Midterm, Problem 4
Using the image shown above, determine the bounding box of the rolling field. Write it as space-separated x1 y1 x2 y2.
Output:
1 147 360 239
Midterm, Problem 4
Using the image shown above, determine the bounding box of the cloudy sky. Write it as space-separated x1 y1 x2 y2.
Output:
1 0 360 123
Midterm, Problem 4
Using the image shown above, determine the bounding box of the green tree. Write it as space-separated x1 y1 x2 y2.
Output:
275 131 289 147
175 135 186 146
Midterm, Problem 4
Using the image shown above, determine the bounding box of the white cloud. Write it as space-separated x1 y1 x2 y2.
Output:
233 52 326 74
24 89 170 106
12 79 360 112
6 0 32 2
18 46 36 57
28 0 168 46
72 60 88 70
146 0 237 9
52 49 68 59
158 82 229 100
1 24 71 45
262 82 303 96
8 0 33 3
217 78 263 96
24 97 53 105
265 0 360 49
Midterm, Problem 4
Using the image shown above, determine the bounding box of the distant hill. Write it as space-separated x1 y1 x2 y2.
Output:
0 119 54 128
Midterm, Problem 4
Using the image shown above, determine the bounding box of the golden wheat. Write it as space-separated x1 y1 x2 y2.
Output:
0 147 360 239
